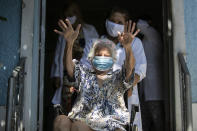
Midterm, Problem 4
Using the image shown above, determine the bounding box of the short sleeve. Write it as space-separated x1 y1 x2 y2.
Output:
132 38 147 81
63 61 83 90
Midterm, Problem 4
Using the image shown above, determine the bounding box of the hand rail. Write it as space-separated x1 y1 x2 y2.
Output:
6 57 26 131
178 53 193 131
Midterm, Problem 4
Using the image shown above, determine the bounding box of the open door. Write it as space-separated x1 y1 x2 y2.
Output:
37 0 46 131
42 0 174 130
162 0 175 130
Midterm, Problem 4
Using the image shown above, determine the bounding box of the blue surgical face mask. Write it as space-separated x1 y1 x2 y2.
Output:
105 19 124 37
92 56 114 71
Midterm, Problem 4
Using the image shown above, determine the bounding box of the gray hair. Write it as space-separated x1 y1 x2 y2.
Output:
88 38 117 62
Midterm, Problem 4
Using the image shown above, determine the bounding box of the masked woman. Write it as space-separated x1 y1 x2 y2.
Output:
80 7 147 130
50 2 99 111
53 17 139 131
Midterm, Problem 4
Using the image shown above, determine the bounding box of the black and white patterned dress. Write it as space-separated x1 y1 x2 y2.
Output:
65 62 134 131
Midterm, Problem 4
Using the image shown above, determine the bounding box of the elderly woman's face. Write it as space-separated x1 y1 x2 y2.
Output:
95 48 111 57
92 47 114 72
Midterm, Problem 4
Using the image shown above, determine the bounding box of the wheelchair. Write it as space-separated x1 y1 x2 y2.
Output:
53 82 139 131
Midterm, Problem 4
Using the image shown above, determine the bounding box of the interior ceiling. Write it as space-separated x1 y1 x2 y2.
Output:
44 1 163 130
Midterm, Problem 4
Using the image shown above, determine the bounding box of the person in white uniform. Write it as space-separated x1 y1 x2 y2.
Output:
137 18 164 131
50 2 99 111
80 7 147 131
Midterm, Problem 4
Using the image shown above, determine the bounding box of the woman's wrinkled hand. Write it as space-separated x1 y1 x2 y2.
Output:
54 19 81 44
118 20 140 48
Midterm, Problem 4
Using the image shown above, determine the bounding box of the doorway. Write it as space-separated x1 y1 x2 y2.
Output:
43 0 172 130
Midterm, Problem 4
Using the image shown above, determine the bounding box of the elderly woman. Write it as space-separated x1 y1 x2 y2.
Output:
53 19 139 131
80 8 146 130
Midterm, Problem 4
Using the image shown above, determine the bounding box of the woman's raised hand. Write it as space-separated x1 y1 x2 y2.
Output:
118 20 140 48
54 19 81 44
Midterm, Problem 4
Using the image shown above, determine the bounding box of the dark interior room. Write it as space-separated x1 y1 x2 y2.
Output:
44 0 163 130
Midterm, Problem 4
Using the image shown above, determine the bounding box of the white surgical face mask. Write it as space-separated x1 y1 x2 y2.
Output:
105 19 124 37
67 16 77 25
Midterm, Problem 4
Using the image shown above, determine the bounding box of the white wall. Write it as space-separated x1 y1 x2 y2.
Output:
171 0 186 130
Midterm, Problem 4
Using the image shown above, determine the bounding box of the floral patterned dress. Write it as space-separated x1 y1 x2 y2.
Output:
65 62 134 131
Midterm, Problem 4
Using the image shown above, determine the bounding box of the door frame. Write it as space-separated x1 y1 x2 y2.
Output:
20 0 189 130
20 0 46 130
162 0 175 130
167 0 190 130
